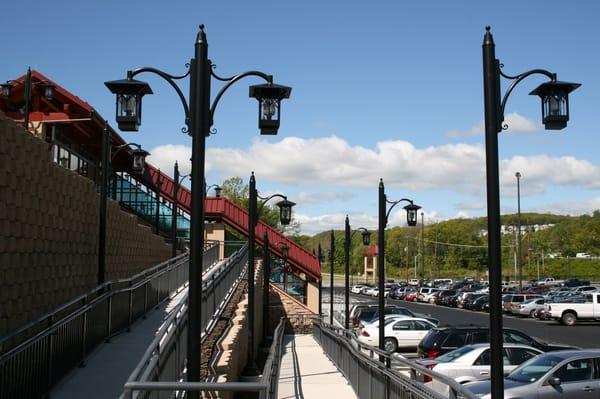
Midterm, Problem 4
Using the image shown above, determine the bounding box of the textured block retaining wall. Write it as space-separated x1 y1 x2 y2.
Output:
0 111 171 337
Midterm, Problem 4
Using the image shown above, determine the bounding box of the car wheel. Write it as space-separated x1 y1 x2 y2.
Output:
529 310 536 318
384 337 398 353
561 312 577 326
429 298 435 304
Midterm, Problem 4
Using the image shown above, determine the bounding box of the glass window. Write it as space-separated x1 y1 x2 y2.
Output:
436 346 475 363
510 348 540 365
553 359 594 383
474 349 510 366
413 320 432 330
393 321 412 330
504 331 535 346
471 331 489 344
442 332 467 348
507 354 562 383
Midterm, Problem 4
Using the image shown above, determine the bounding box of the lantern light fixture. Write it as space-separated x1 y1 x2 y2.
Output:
104 77 153 132
1 82 12 98
130 146 150 174
529 81 581 130
275 198 296 225
249 83 292 135
403 202 422 227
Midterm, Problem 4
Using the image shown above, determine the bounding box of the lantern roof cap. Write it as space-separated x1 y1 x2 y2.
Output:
276 198 296 208
249 83 292 100
529 80 581 97
104 78 154 96
403 202 422 211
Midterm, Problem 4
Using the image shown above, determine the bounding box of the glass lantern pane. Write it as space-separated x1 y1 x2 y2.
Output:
44 85 54 100
280 206 291 224
261 99 278 120
132 155 145 173
118 94 138 117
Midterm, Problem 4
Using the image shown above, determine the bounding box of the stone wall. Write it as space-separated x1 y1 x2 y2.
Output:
0 111 171 337
269 283 315 334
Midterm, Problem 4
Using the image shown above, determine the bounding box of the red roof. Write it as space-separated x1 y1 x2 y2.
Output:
1 70 321 281
364 245 378 256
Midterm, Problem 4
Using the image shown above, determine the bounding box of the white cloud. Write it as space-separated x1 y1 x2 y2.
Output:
147 136 600 202
296 191 355 204
447 112 539 138
145 144 192 177
538 197 600 216
455 201 485 211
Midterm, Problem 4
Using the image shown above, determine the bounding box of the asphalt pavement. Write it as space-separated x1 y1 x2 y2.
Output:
339 289 600 349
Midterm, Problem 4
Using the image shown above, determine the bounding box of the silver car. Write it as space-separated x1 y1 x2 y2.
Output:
512 298 546 317
465 349 600 399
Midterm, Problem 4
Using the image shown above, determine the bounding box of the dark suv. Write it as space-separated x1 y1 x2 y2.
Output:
417 326 575 359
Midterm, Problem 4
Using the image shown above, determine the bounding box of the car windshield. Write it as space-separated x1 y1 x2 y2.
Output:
436 346 475 362
507 355 563 383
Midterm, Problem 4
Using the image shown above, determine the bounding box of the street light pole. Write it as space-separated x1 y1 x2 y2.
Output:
330 229 334 325
481 26 579 399
172 162 180 258
98 122 110 286
318 243 323 317
420 212 425 280
516 172 522 290
262 230 270 344
482 27 504 399
344 216 350 330
378 178 420 358
247 172 258 374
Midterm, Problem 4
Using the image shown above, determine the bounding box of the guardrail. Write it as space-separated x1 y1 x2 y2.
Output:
122 316 287 399
0 241 219 399
313 319 477 399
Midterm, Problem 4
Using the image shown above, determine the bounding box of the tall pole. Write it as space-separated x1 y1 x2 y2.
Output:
344 215 351 330
420 212 425 280
482 26 504 399
245 172 258 374
377 179 386 356
516 172 523 291
434 221 439 278
172 162 179 258
187 25 210 389
155 170 161 234
318 244 323 317
329 229 334 325
98 121 110 286
23 67 31 130
262 230 270 344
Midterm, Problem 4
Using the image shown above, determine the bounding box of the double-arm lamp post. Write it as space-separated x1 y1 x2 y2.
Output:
1 67 55 129
98 122 149 286
247 172 295 375
344 216 371 330
378 179 421 355
104 24 292 390
482 26 579 399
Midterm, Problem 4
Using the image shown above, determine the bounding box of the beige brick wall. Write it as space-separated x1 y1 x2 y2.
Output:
0 111 171 337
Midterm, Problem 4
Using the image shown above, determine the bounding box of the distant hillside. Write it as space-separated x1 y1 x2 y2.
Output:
291 211 600 280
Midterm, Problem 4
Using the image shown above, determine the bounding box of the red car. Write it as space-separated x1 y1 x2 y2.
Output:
405 292 418 302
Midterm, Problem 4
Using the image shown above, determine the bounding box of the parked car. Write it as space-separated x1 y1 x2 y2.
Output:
462 293 487 310
471 295 489 312
512 298 546 318
435 290 457 305
546 292 600 326
502 294 543 313
417 343 543 394
572 286 598 294
405 291 418 302
417 326 575 359
358 317 436 352
360 285 374 295
365 287 379 296
423 290 441 304
417 287 439 302
465 350 600 399
351 284 366 294
360 307 439 327
561 278 591 287
408 279 420 286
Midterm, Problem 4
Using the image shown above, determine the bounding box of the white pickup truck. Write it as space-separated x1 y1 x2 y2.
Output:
537 277 563 287
546 292 600 326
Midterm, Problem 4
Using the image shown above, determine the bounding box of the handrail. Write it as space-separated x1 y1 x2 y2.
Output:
0 242 220 399
313 319 478 399
122 316 287 399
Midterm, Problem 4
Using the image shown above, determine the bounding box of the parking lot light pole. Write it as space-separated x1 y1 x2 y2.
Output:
377 178 420 357
482 26 579 399
516 172 523 291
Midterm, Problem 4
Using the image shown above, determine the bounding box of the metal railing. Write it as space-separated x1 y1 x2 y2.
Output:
122 315 287 399
0 241 219 399
312 319 478 399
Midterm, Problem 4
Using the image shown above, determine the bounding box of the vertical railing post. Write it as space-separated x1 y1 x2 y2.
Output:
127 281 133 331
46 315 54 394
79 297 88 367
106 286 112 342
143 282 148 317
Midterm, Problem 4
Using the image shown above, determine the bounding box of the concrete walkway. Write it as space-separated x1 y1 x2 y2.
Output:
277 334 357 399
50 287 188 399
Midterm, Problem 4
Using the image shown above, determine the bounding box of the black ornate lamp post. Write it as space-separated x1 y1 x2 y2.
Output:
482 26 579 399
247 172 295 375
378 178 420 357
516 171 522 291
329 229 335 325
344 215 370 330
317 243 323 317
2 67 55 129
98 122 149 286
205 183 222 197
105 25 291 390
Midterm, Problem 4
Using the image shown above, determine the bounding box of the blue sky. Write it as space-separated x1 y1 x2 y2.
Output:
3 1 599 234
